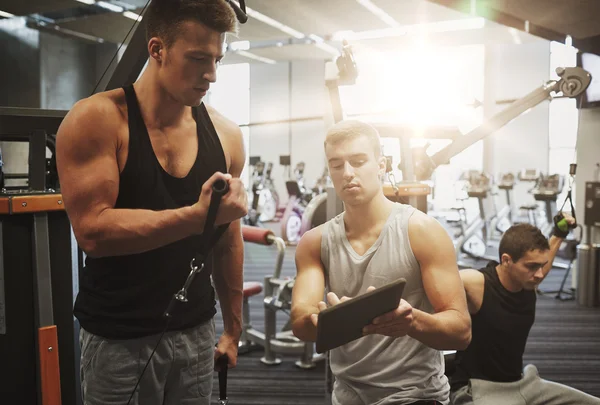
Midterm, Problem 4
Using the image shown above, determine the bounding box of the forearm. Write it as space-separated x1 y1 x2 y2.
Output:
408 308 471 350
212 226 244 337
541 235 564 278
291 303 319 342
80 206 205 257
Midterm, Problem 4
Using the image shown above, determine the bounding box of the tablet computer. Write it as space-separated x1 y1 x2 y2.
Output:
315 278 406 354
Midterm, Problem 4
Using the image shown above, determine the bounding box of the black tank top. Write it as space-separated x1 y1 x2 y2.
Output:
73 85 227 339
451 261 536 388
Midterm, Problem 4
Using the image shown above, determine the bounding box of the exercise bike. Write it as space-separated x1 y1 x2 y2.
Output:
238 226 323 368
454 171 497 265
245 158 280 225
489 172 515 237
281 162 330 244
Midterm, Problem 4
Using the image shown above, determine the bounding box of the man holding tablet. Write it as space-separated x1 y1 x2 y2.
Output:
291 120 471 405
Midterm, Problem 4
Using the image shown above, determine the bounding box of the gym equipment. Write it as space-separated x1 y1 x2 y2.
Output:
517 169 543 225
0 107 80 405
281 162 329 244
491 172 515 234
281 162 312 244
216 354 230 405
576 181 600 307
238 225 321 368
453 171 497 263
384 156 432 213
533 173 564 237
246 158 279 225
410 67 591 182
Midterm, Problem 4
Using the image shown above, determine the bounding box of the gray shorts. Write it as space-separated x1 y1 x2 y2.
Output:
80 319 216 405
450 364 600 405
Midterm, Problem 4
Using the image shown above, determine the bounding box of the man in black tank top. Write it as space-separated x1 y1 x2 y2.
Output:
56 1 248 404
450 220 600 404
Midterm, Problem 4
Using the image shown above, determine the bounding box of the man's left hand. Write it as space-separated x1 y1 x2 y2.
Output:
215 331 239 371
362 298 414 338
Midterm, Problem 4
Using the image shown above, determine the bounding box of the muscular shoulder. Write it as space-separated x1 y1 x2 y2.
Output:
296 225 324 261
460 269 485 314
407 209 453 259
204 104 244 175
57 90 126 156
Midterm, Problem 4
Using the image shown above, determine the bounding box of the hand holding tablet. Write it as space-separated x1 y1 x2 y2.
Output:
315 278 407 353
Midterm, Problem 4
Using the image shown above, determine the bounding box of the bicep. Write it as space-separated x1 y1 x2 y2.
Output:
56 100 120 236
410 214 468 314
292 229 326 307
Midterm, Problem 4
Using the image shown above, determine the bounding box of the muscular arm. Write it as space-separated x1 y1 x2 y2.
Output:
460 269 485 314
540 235 566 280
407 212 472 350
211 113 246 337
56 97 207 258
291 227 326 342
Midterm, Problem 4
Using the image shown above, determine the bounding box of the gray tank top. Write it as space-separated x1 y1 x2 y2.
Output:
321 203 449 404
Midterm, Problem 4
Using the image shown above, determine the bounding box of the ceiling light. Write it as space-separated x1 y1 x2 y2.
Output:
309 34 339 56
244 6 305 39
96 1 124 12
75 0 96 4
236 50 276 64
332 17 484 41
123 11 141 20
229 41 250 51
0 10 15 18
355 0 399 27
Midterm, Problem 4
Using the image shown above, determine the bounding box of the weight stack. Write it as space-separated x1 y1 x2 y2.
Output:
576 244 600 307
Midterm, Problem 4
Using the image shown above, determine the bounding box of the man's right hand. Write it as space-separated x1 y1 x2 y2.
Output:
194 172 248 227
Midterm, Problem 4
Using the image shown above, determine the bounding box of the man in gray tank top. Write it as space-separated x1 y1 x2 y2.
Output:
291 120 472 405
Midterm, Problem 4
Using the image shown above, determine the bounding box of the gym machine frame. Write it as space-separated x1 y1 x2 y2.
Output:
0 108 79 405
238 226 321 368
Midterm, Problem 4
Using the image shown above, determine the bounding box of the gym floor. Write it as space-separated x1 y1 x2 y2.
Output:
211 241 600 404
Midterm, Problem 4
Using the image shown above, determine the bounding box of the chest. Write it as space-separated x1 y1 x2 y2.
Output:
346 228 381 257
148 123 199 178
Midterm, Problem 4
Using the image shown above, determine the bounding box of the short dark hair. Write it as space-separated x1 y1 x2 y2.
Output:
146 0 238 47
498 223 549 262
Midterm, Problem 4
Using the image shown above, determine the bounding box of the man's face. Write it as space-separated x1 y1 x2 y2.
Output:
325 135 385 206
506 249 549 290
157 20 225 106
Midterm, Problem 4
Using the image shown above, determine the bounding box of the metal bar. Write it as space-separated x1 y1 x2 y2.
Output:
0 108 66 136
29 130 47 192
32 213 55 328
327 84 344 124
0 219 5 335
102 15 149 92
431 83 557 168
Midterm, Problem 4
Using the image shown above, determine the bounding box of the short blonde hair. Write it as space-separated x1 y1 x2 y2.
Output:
324 120 382 158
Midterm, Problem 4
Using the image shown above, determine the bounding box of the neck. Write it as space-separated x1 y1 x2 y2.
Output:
495 263 522 292
344 192 394 233
134 65 190 129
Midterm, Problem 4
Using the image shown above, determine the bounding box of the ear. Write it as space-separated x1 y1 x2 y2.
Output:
500 253 512 266
148 38 164 63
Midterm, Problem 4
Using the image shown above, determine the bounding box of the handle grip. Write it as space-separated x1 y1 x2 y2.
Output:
217 354 229 401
